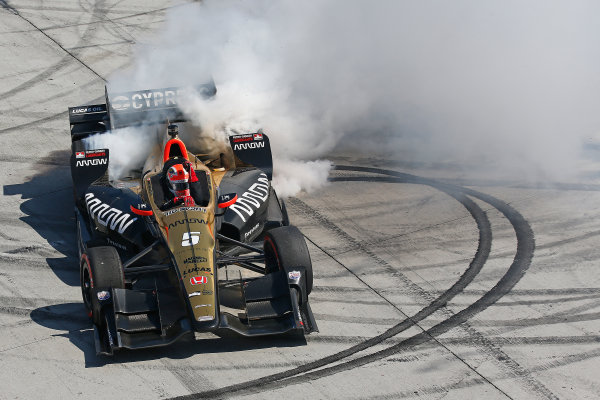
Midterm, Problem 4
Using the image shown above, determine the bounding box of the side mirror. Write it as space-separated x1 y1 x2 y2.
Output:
218 193 237 209
130 203 153 216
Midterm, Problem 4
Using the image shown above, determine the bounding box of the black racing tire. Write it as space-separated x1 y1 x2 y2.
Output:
80 246 125 325
264 226 313 294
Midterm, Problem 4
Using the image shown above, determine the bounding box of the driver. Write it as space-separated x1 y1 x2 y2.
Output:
160 161 199 210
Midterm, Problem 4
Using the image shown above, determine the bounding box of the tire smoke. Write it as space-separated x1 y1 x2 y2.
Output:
106 0 600 188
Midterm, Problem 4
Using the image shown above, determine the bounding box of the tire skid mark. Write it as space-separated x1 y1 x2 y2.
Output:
173 167 547 399
472 299 600 339
0 112 66 135
368 226 600 275
130 359 309 373
0 229 18 241
309 295 389 306
5 5 172 33
0 77 104 116
161 358 219 394
173 167 543 399
365 348 600 400
0 305 87 324
431 288 600 297
0 254 75 271
0 55 73 99
0 154 68 165
308 334 600 347
312 313 406 326
359 293 599 308
0 0 106 102
316 167 547 399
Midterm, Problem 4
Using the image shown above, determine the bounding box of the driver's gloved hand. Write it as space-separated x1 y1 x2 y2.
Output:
159 197 184 211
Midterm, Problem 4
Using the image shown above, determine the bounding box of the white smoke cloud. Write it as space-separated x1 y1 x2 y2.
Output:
272 159 333 198
83 125 160 179
107 0 600 187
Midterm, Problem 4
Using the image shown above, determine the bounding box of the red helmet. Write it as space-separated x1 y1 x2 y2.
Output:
167 164 190 197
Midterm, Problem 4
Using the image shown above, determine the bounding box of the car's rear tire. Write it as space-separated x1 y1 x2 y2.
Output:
264 226 313 294
81 246 125 325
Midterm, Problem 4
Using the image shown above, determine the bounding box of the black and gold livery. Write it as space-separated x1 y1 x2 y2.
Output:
70 85 317 355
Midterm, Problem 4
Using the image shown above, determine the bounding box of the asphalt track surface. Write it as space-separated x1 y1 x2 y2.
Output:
1 2 600 399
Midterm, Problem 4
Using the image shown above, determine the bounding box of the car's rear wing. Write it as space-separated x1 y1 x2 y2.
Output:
105 82 217 129
68 104 109 142
68 82 217 141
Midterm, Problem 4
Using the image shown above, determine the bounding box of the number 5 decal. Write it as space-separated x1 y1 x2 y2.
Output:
182 232 201 246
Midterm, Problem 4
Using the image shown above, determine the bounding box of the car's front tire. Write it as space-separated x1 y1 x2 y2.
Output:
80 246 125 325
264 226 313 294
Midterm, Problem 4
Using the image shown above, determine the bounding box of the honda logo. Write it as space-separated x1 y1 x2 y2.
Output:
190 276 208 285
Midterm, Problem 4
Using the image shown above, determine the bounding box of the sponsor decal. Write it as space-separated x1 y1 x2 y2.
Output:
182 232 201 246
229 173 270 223
163 206 207 216
183 266 211 276
71 105 105 114
97 290 111 301
232 134 253 143
244 222 260 239
86 151 106 158
194 304 211 308
109 88 195 111
84 193 138 234
76 158 107 167
106 238 127 250
233 141 265 151
183 256 208 265
75 151 85 159
167 218 207 228
288 270 301 280
253 133 263 141
198 315 214 321
189 290 214 297
190 276 208 285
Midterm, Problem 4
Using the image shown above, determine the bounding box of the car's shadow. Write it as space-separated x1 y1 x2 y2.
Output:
30 302 306 367
3 150 79 287
6 151 305 366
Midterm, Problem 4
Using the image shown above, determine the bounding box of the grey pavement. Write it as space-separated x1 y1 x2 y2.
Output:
1 2 600 399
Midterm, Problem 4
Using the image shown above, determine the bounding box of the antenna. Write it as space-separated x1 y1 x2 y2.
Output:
167 124 179 138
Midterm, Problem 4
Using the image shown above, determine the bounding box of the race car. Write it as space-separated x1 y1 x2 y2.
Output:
68 84 317 355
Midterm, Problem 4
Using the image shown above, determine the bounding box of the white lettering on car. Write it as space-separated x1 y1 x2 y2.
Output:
165 90 176 105
233 142 265 151
131 93 143 109
110 95 130 110
244 222 260 239
85 193 137 234
229 174 269 223
153 91 163 106
141 92 153 107
76 158 107 167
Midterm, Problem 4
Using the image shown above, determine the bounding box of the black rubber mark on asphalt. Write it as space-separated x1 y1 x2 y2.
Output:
0 0 17 14
169 166 543 399
15 6 172 32
0 112 66 135
0 0 106 102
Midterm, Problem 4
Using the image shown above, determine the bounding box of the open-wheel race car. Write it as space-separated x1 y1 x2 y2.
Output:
68 84 317 355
